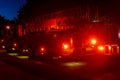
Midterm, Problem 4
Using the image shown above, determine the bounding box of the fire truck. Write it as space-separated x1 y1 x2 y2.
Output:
0 21 119 60
15 25 120 60
73 20 120 56
15 30 74 59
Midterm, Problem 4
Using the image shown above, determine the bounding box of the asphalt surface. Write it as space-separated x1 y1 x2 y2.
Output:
0 52 120 80
0 61 44 80
0 52 79 80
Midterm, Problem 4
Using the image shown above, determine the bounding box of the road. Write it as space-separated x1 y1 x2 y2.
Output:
0 52 77 80
34 54 120 80
0 53 120 80
54 55 120 80
0 61 44 80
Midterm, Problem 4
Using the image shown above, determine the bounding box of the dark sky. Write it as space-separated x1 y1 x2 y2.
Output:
0 0 119 20
0 0 26 20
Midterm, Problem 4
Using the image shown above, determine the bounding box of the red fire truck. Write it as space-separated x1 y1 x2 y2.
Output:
16 26 120 60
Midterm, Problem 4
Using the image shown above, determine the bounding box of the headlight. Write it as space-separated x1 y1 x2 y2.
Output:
2 45 5 49
23 49 29 53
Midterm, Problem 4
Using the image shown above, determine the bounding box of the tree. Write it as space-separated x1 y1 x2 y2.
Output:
17 0 92 24
0 15 12 38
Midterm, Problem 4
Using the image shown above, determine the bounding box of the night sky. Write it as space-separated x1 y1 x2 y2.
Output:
0 0 119 20
0 0 26 20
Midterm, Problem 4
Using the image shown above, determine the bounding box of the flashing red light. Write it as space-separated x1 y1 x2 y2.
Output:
62 43 74 56
40 47 45 52
63 44 69 50
98 46 104 51
40 47 45 55
91 39 97 45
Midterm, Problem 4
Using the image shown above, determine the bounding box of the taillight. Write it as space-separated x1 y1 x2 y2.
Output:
11 43 18 51
40 47 45 52
40 47 45 55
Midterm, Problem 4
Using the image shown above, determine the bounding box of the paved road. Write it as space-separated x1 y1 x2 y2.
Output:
51 55 120 80
0 61 44 80
0 52 78 80
1 52 120 80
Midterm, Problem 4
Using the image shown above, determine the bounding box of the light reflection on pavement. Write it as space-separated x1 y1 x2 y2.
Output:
61 61 86 69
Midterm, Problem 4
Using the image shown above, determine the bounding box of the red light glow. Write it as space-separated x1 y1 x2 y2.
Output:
1 39 4 42
40 47 45 52
91 39 97 45
62 43 74 56
40 47 45 55
53 34 57 37
6 26 10 30
108 46 111 50
13 43 17 47
63 44 69 50
98 46 104 51
41 53 44 55
70 38 73 46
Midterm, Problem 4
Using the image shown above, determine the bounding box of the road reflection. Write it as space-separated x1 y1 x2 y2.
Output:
61 61 86 69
